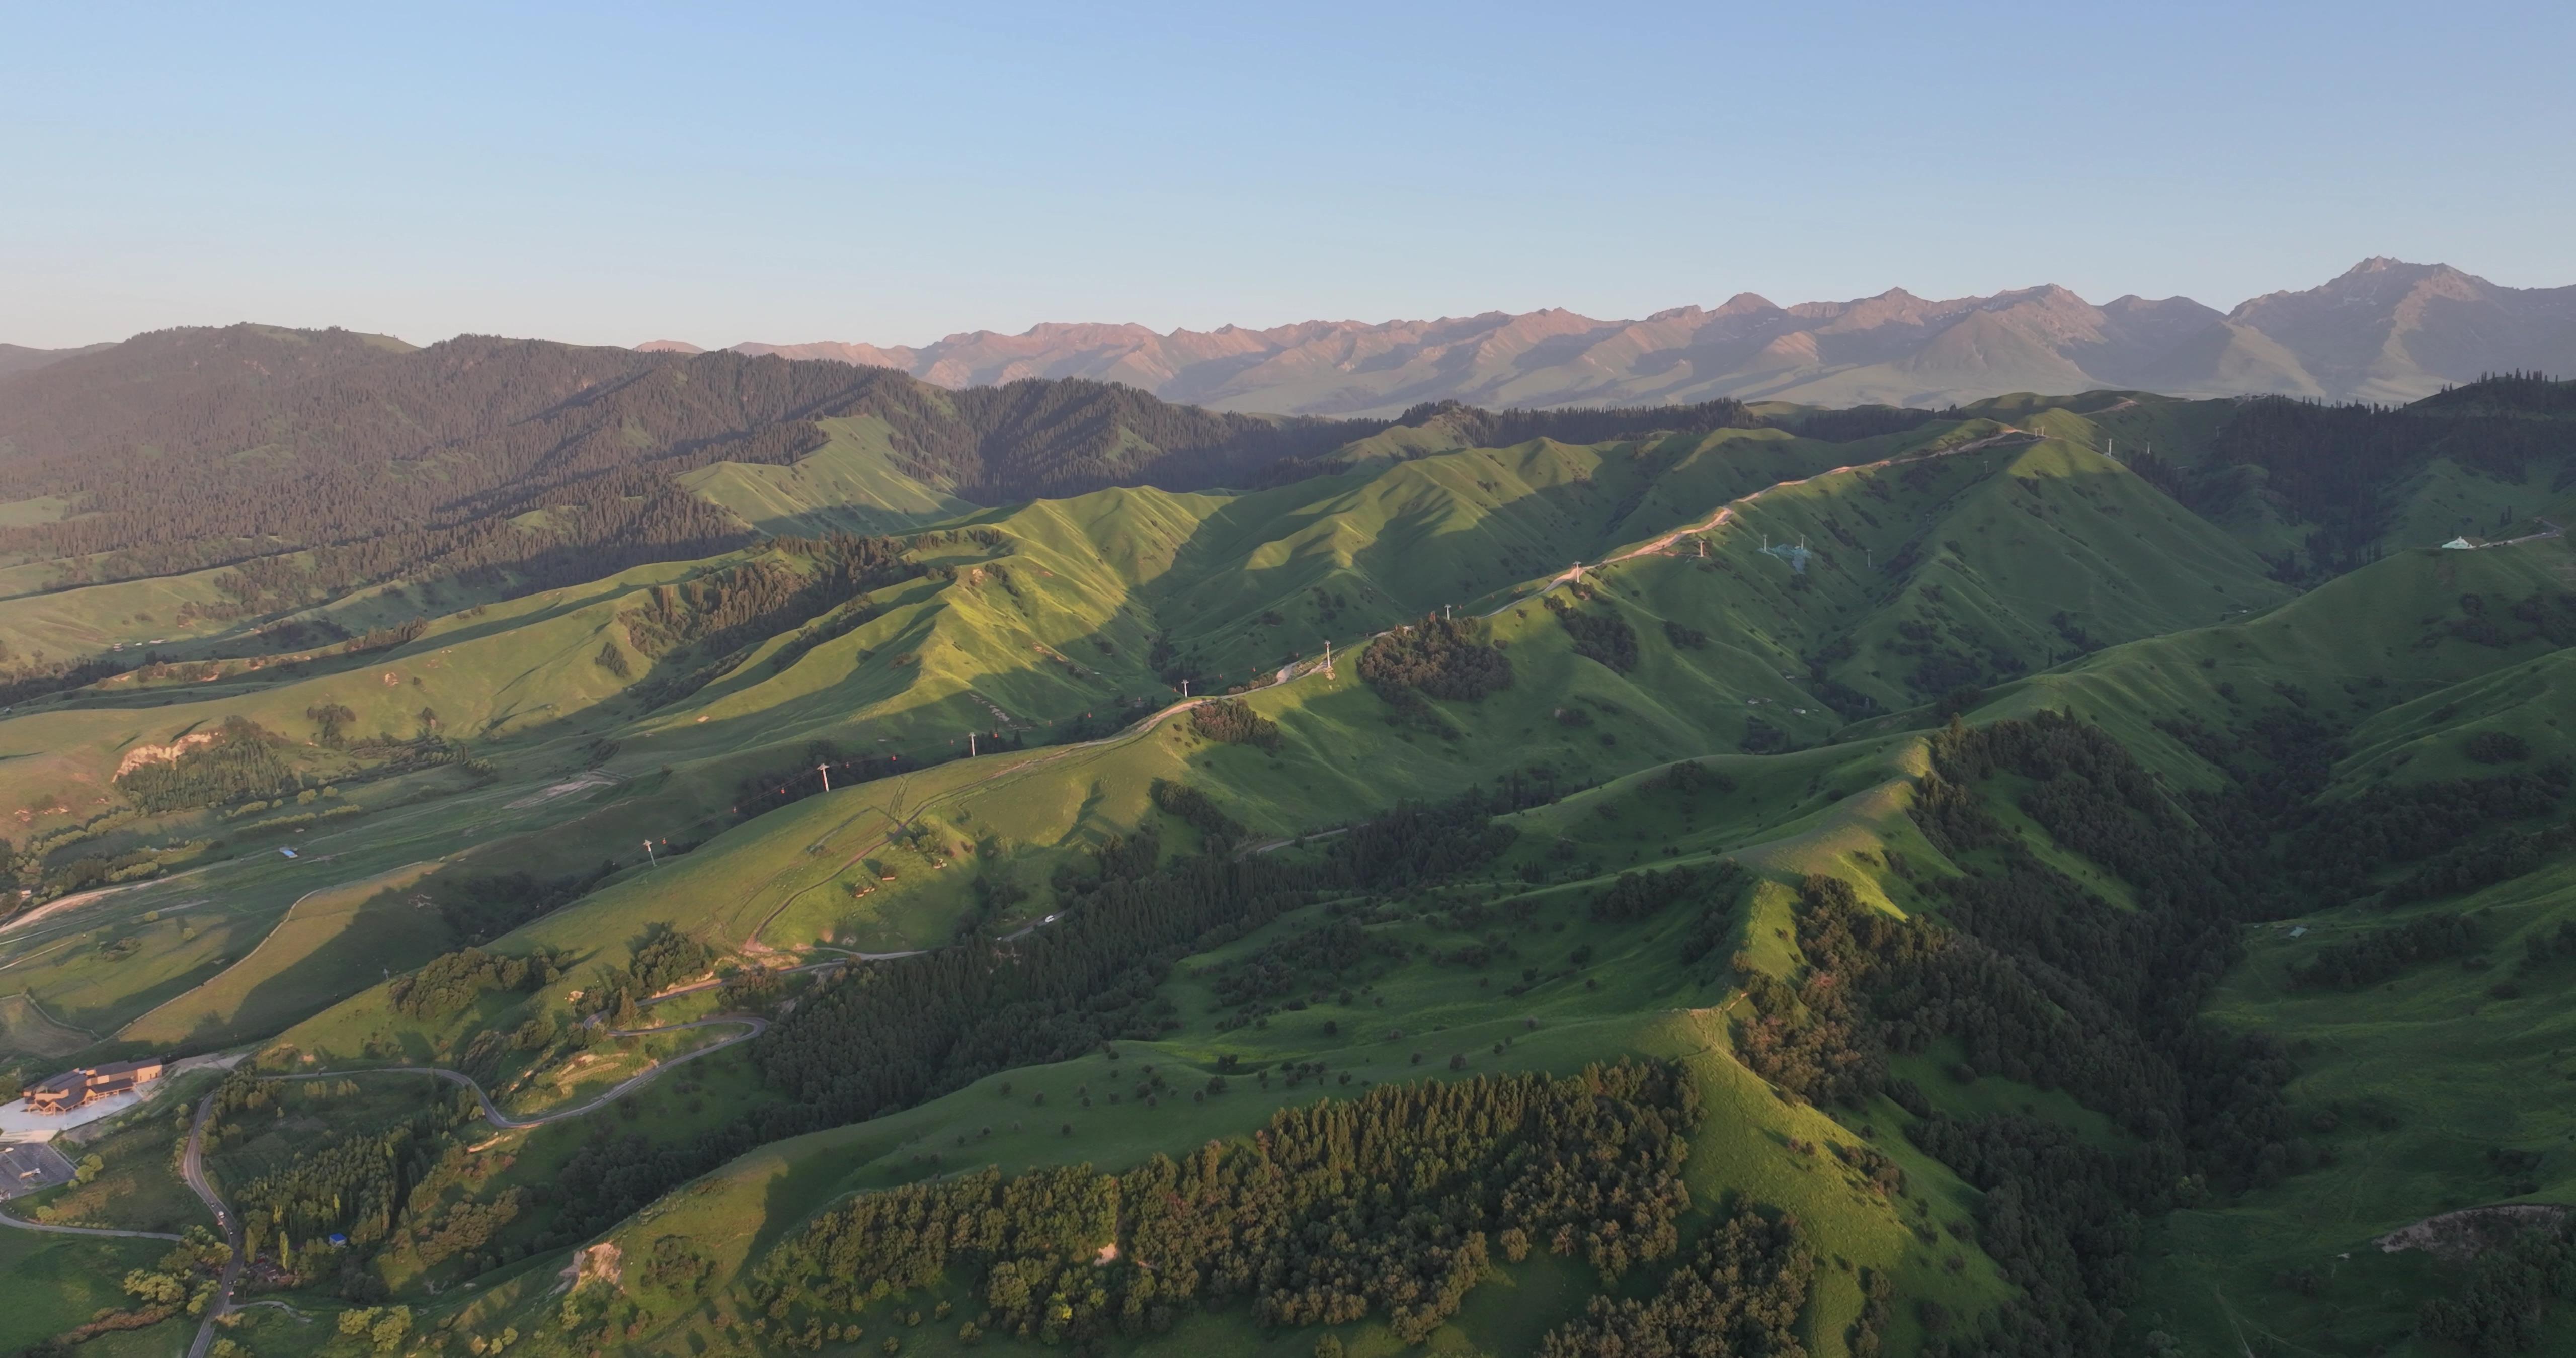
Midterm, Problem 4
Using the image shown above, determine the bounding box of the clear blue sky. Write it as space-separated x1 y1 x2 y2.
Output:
4 2 2569 350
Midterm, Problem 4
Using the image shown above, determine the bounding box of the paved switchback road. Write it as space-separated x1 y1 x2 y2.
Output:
182 1087 240 1358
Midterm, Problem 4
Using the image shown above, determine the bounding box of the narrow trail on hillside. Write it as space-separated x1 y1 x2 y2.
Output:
741 426 2035 956
173 1014 763 1353
1481 426 2032 616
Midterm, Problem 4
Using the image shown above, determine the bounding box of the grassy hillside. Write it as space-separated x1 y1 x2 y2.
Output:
681 417 980 538
10 386 2576 1358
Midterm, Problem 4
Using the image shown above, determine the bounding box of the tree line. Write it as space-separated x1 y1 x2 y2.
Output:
748 1063 1700 1345
0 331 1395 597
2127 376 2576 577
531 781 1550 1250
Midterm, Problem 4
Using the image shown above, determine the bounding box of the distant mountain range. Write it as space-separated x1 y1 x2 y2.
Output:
638 259 2576 414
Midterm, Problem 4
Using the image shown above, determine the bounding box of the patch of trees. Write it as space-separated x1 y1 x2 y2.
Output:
732 741 942 822
436 863 616 942
750 1063 1699 1345
619 536 922 710
585 926 713 1025
1535 1205 1811 1358
1651 758 1732 800
754 856 1301 1126
2290 914 2479 989
1910 653 1991 696
1735 875 1938 1109
2284 760 2571 904
2521 919 2576 972
1662 620 1710 649
1359 615 1515 723
1545 597 1638 673
205 1074 462 1287
1793 643 1884 720
2444 591 2576 650
541 783 1536 1248
2466 730 2535 763
1871 712 2407 1354
1589 862 1741 924
1915 718 2299 1161
1188 697 1281 751
304 702 358 748
341 618 428 654
411 1190 525 1268
1325 781 1546 886
0 651 130 706
1149 778 1245 849
2048 610 2100 653
1909 1114 2179 1358
2416 1220 2576 1356
1201 919 1404 1011
1147 632 1213 693
2384 819 2576 908
2146 381 2576 577
390 946 568 1020
1645 714 2304 1351
114 716 300 813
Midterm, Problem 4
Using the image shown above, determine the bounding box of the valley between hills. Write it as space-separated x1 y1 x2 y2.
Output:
1 330 2574 1358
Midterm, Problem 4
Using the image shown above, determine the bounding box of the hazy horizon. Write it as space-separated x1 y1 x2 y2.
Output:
6 2 2571 351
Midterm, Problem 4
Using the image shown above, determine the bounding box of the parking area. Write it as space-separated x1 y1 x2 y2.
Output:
0 1141 76 1200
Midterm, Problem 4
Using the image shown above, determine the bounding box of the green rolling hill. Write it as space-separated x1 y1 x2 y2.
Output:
4 373 2576 1358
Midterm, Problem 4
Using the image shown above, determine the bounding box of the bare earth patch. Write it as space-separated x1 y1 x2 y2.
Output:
2376 1204 2571 1262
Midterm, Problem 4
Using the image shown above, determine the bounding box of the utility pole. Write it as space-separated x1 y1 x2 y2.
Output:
643 839 658 869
